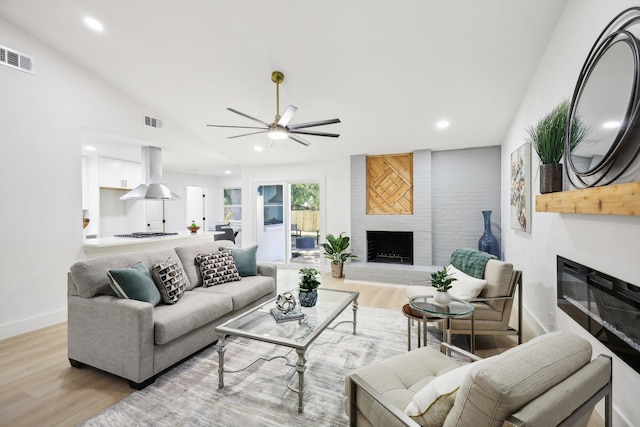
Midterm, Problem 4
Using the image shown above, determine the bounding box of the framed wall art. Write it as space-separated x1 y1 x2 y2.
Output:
510 143 531 233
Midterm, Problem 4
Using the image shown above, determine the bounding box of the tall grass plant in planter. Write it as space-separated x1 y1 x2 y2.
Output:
526 100 589 193
321 233 356 278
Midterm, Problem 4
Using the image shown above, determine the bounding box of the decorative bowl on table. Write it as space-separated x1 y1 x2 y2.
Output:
187 226 200 233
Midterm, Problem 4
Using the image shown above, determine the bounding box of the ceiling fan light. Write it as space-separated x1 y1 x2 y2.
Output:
269 128 288 140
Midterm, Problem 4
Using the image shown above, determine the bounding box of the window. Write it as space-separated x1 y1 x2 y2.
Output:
223 188 242 222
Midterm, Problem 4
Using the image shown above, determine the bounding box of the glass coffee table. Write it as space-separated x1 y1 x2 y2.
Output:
408 295 475 354
215 287 359 413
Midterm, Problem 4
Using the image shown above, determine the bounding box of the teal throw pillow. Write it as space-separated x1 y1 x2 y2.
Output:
107 262 162 306
223 245 258 277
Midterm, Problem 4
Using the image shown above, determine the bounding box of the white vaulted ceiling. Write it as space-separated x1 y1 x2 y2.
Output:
0 1 567 175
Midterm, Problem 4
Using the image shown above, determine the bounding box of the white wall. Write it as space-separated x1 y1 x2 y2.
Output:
501 1 640 424
0 16 213 339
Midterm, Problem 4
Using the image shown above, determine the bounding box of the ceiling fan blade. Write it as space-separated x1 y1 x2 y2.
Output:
207 124 268 130
227 130 268 139
227 108 271 127
289 129 340 138
266 138 276 149
288 118 341 130
288 133 311 147
277 105 298 127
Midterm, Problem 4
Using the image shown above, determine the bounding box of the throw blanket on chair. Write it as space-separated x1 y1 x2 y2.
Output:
449 248 497 279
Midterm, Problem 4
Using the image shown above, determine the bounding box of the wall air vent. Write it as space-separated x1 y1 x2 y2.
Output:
144 115 163 129
0 44 34 74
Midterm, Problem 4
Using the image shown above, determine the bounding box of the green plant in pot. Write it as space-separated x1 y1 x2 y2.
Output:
430 266 457 306
321 232 356 278
298 267 321 307
526 99 589 193
187 220 200 233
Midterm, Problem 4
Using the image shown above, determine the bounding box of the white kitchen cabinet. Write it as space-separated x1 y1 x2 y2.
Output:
98 157 141 189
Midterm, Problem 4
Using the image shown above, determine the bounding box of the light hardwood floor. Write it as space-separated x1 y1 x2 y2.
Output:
0 270 600 426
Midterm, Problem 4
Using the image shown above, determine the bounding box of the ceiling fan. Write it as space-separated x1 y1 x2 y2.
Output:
207 71 340 148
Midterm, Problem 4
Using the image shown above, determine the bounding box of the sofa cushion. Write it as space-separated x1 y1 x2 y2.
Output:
444 331 592 427
107 262 162 306
446 265 487 300
151 257 187 304
225 245 258 277
346 345 460 418
193 274 275 311
153 291 233 345
196 250 241 287
175 241 234 290
70 248 189 297
479 259 514 311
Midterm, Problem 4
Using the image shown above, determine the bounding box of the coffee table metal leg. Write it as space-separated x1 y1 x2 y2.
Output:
215 333 226 388
407 317 412 351
295 348 306 413
351 298 358 335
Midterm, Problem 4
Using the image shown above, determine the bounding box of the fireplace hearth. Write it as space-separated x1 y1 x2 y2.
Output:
367 231 413 265
557 256 640 374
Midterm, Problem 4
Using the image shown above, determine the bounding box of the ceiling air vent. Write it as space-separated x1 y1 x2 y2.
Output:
0 44 34 74
144 115 163 129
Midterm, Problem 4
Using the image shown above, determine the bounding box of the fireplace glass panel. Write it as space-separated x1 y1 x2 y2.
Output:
557 256 640 374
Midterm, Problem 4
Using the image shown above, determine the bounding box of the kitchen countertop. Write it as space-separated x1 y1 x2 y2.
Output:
83 231 221 257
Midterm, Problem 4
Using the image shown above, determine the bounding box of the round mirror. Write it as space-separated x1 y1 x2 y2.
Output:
566 8 640 188
570 40 634 174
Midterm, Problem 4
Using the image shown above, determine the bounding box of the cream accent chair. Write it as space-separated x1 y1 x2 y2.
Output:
408 259 523 345
345 331 612 427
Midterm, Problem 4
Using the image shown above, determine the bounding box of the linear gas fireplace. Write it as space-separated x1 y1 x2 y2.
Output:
366 231 413 265
557 256 640 374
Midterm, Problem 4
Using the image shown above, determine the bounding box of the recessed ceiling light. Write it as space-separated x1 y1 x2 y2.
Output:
602 121 620 129
84 145 96 151
436 120 450 130
84 16 104 32
254 146 263 152
224 170 231 175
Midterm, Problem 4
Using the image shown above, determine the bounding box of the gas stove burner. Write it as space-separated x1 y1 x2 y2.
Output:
114 232 179 238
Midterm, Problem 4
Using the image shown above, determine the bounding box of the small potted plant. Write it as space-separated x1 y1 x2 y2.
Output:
526 99 589 193
321 232 357 278
187 220 200 233
430 266 457 306
298 267 321 307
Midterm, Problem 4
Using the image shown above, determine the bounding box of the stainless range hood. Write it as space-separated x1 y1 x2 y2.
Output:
120 146 180 200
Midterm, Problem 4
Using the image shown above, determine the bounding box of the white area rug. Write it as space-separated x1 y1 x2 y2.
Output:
81 306 467 427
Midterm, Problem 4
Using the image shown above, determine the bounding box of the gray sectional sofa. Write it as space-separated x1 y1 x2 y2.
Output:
67 240 277 388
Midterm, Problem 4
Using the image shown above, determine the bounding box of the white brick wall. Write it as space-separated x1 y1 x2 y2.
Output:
431 146 502 265
350 146 501 268
350 150 432 266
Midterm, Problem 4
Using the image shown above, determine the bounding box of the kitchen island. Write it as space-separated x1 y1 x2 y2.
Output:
83 231 220 257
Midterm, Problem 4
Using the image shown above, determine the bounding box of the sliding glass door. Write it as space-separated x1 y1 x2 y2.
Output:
255 180 322 267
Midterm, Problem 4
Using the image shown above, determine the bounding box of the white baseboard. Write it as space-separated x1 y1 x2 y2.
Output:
0 308 67 341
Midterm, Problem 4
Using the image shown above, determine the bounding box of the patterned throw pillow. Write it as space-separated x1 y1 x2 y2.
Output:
196 250 241 287
151 257 187 304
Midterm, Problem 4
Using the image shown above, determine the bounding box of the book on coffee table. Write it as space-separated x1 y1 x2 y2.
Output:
270 307 306 323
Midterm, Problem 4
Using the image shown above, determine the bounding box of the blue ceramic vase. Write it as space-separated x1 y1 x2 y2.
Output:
478 210 500 259
299 289 318 307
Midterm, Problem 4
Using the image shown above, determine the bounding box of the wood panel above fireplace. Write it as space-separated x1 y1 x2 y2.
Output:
366 153 413 215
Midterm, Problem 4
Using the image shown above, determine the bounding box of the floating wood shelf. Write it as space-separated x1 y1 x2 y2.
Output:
535 181 640 216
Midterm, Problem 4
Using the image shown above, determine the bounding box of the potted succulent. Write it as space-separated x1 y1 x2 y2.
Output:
526 99 589 193
298 267 321 307
187 220 200 233
430 266 457 306
321 232 357 278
